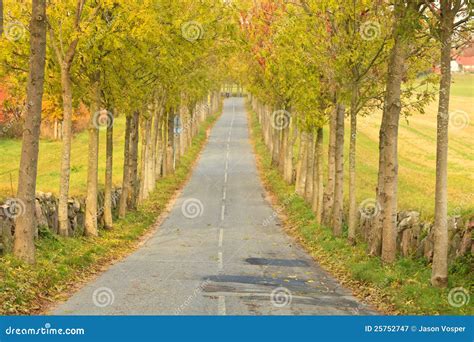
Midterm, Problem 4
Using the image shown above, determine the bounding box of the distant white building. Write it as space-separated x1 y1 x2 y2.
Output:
454 40 474 73
451 60 461 72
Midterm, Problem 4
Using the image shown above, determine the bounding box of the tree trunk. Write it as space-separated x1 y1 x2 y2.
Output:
139 114 152 204
118 116 132 218
151 100 160 182
279 120 288 176
332 104 345 237
348 86 359 245
167 109 175 173
84 81 100 237
13 0 47 263
155 113 164 180
162 111 169 176
267 108 274 153
379 31 407 263
129 111 140 209
271 116 280 167
147 114 156 194
138 118 146 203
262 105 268 146
368 122 385 256
54 119 58 139
431 9 454 288
295 132 308 196
312 127 324 225
322 107 337 225
57 67 74 237
304 132 315 203
103 112 114 229
179 103 187 157
167 112 172 173
283 119 293 184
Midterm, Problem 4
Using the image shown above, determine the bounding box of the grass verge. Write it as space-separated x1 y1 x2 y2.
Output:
0 110 221 315
247 105 473 315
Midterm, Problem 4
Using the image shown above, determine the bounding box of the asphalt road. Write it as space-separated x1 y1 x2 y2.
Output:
52 98 375 315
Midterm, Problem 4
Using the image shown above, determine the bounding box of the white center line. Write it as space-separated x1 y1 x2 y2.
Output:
221 203 225 221
218 251 223 270
218 229 224 248
218 296 226 315
222 187 226 200
224 172 228 183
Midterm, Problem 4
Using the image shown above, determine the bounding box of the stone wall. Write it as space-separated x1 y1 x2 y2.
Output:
0 189 121 255
1 190 472 261
358 210 473 262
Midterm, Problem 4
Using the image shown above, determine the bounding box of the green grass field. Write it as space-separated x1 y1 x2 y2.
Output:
0 116 127 201
351 74 473 220
0 75 473 220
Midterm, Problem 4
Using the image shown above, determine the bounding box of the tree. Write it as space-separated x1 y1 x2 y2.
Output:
377 2 417 263
370 0 436 262
103 112 114 230
84 75 100 236
332 103 345 237
48 0 94 236
13 0 47 263
426 0 472 287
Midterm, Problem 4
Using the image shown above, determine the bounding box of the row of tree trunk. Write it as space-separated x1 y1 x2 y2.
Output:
84 91 220 235
251 99 345 234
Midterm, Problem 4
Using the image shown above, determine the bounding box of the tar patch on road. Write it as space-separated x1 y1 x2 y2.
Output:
245 257 309 267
